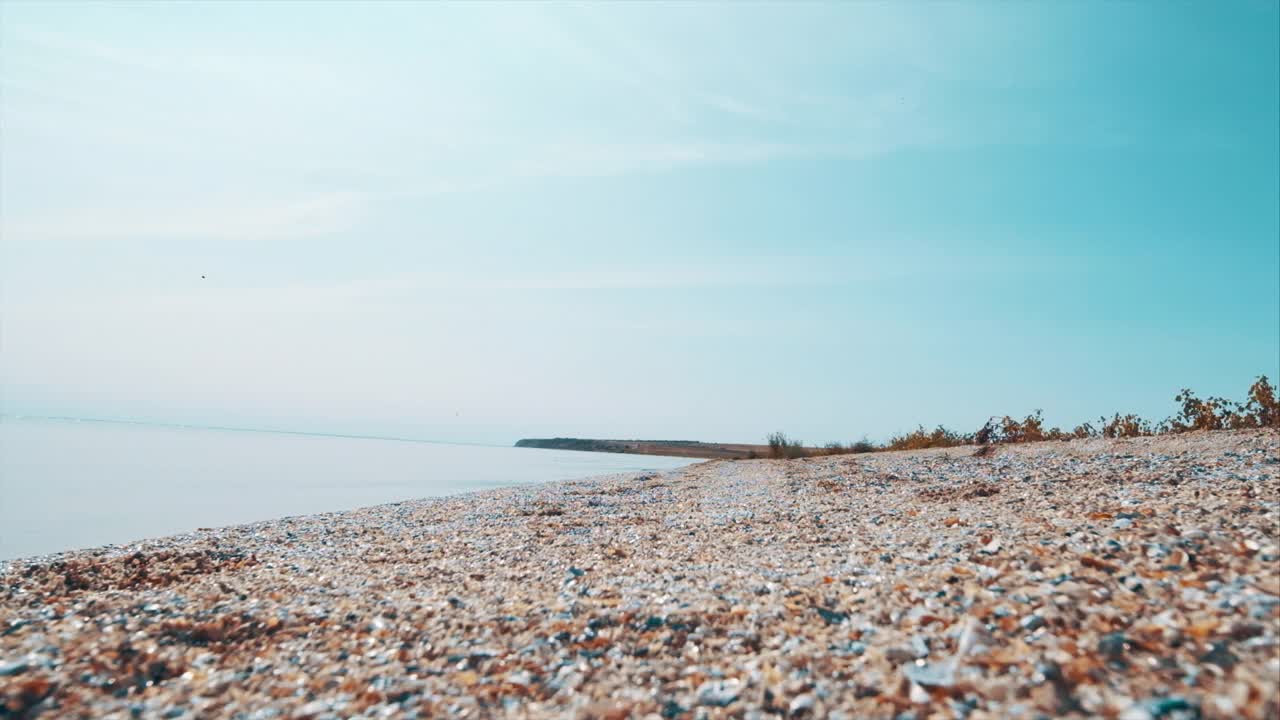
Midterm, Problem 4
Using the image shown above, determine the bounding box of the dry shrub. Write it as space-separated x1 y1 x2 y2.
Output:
817 442 850 456
767 431 807 459
811 438 879 455
975 376 1276 444
988 411 1049 443
1155 376 1279 433
851 438 877 453
885 425 969 451
975 411 1075 444
1099 413 1149 438
1244 376 1280 427
1166 389 1232 432
789 375 1275 456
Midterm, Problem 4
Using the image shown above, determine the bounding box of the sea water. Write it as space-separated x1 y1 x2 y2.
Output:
0 417 693 560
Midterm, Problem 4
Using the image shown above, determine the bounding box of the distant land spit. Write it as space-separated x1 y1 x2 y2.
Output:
514 438 772 459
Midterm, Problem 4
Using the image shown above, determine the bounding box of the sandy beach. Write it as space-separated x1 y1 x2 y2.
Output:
2 430 1277 719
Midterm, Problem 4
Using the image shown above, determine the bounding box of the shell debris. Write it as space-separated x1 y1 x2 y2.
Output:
2 430 1278 719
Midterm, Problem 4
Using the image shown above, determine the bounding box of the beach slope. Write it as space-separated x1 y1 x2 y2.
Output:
3 430 1277 719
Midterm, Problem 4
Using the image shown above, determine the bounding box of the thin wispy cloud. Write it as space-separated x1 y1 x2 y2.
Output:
1 4 953 235
3 192 365 242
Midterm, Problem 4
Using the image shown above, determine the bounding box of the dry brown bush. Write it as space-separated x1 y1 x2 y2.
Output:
885 425 970 451
1244 376 1280 427
1099 413 1150 438
766 431 807 459
787 375 1275 456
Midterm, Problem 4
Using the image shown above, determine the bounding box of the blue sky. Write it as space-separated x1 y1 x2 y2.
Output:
2 2 1277 445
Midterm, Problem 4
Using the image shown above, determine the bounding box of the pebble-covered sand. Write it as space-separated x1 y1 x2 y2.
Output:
2 430 1277 719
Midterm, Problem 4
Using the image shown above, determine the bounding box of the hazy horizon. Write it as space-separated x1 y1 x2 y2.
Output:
2 2 1277 446
0 415 694 559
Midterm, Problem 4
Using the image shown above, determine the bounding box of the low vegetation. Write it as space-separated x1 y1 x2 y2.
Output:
766 431 808 459
768 375 1279 458
811 437 878 456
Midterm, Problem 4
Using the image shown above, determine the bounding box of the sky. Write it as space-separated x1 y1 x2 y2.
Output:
1 2 1277 446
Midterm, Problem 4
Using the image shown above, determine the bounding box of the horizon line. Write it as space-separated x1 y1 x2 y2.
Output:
0 413 510 450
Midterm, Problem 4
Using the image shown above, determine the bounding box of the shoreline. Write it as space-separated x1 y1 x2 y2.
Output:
0 417 696 562
3 430 1277 718
0 465 704 570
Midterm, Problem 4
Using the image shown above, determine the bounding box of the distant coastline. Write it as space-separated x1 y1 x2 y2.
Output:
515 437 770 459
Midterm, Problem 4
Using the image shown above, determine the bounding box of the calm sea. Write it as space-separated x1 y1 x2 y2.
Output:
0 417 694 561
